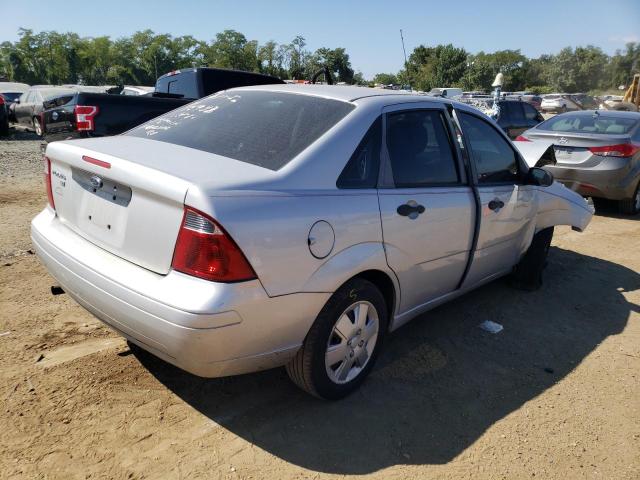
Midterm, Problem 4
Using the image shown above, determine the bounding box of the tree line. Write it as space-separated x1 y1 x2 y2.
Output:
376 43 640 93
1 29 638 94
0 29 361 86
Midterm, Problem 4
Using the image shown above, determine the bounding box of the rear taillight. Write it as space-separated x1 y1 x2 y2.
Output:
0 95 5 105
74 105 99 131
43 156 55 210
515 135 531 142
172 207 256 283
589 143 640 158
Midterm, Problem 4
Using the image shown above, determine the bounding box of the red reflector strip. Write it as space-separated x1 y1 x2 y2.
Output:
82 155 111 169
515 135 531 142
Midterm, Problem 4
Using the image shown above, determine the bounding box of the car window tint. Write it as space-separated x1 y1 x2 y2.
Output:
156 70 200 99
506 102 525 122
522 103 539 121
386 110 459 187
127 91 354 171
459 112 519 184
337 117 382 189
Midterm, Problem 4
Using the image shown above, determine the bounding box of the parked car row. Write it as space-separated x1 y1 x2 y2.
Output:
458 97 545 139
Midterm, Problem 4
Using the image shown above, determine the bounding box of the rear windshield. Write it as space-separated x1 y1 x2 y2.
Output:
127 91 355 170
537 113 639 135
544 95 561 99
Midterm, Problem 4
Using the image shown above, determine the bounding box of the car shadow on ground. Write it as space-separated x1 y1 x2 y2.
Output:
0 128 40 141
135 246 639 474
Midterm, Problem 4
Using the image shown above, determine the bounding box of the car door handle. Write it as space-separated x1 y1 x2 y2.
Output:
488 199 505 211
397 202 426 217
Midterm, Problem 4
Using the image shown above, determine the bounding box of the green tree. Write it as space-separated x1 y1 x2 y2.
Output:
372 73 398 85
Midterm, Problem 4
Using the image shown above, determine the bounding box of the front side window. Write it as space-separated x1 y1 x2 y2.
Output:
127 91 354 171
385 110 459 187
337 117 381 189
459 112 519 184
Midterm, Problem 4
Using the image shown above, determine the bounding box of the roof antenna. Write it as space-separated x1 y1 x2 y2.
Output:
400 29 410 89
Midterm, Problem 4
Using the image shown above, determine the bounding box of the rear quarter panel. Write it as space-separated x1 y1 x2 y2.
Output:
185 188 392 298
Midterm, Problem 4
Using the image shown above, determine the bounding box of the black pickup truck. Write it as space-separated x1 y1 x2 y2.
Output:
42 68 284 142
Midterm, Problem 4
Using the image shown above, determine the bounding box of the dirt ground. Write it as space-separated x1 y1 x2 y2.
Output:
1 131 639 480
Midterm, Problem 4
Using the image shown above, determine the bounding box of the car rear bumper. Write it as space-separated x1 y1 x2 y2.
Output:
31 208 330 377
546 158 638 200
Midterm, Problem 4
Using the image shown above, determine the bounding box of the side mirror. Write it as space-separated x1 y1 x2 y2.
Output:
526 167 554 187
13 98 19 104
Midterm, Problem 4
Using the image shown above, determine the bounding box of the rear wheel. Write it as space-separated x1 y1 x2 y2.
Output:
510 227 554 291
592 197 616 214
33 117 42 137
286 278 388 400
618 182 640 215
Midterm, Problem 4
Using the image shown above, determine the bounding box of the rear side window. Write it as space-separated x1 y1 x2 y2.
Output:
386 110 459 187
337 117 381 189
523 103 541 121
459 112 519 184
537 113 638 135
127 91 354 171
503 102 524 122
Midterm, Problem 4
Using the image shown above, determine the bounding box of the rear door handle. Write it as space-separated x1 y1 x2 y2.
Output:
397 202 426 218
488 198 505 212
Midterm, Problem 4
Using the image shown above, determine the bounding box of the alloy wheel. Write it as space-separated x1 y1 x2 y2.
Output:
325 300 379 384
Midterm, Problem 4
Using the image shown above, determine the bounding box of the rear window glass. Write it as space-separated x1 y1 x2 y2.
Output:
127 91 355 170
537 114 638 135
155 70 200 99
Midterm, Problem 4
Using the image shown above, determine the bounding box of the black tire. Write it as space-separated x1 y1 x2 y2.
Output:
286 278 388 400
592 197 615 214
0 121 8 137
510 227 554 291
33 117 42 137
618 182 640 215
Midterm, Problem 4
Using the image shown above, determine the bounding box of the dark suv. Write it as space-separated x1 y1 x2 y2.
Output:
496 100 545 139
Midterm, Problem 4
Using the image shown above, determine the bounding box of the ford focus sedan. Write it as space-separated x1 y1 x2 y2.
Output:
32 85 593 399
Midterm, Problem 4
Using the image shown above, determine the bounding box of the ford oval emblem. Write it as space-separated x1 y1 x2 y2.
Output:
90 175 103 189
558 137 568 145
51 111 59 121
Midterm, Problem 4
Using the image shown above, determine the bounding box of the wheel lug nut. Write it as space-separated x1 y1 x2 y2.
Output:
349 351 354 358
359 340 364 346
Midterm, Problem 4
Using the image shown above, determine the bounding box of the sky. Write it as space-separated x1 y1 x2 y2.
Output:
1 0 639 78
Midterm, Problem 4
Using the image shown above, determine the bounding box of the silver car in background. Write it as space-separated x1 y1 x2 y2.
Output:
32 85 593 399
517 110 640 214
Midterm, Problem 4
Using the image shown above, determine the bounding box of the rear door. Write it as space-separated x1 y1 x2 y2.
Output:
378 103 475 314
457 110 536 287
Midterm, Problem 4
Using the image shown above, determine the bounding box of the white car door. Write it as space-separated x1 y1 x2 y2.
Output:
456 110 536 288
378 104 475 316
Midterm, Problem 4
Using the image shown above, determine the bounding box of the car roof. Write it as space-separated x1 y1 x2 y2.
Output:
230 83 447 104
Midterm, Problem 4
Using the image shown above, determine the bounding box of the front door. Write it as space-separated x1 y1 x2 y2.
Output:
378 105 475 315
456 110 536 287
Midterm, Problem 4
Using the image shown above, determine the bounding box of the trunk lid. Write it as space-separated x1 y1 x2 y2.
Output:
524 131 632 166
45 136 275 274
